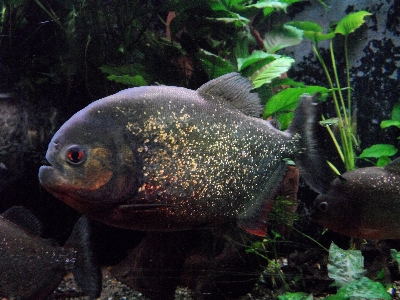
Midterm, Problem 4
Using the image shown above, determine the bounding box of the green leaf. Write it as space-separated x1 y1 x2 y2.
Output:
334 11 372 36
275 111 294 130
263 86 328 118
197 49 235 79
287 21 335 44
333 277 391 300
106 74 147 86
377 156 392 167
286 21 322 33
250 56 295 88
327 242 366 288
319 118 339 126
263 7 275 17
278 291 313 300
359 144 398 158
264 24 304 53
381 120 400 128
269 77 305 88
237 51 276 71
210 15 250 26
246 0 303 12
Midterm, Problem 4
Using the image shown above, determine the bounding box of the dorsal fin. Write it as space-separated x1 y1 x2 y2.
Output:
2 206 43 236
197 72 263 117
385 157 400 174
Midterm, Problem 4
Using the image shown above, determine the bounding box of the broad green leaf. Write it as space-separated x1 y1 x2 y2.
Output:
306 31 335 44
359 144 398 158
233 36 250 61
106 74 147 86
197 49 235 79
330 277 391 300
287 21 335 44
210 14 250 26
334 11 372 36
287 21 322 33
270 77 305 88
251 56 295 88
263 7 275 16
377 156 392 167
209 1 228 12
275 111 293 130
263 86 329 118
278 292 313 300
327 242 366 288
237 50 276 71
246 0 303 12
381 119 400 128
264 24 303 53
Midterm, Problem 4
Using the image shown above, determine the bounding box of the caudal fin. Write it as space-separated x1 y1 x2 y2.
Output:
65 216 102 298
287 94 334 194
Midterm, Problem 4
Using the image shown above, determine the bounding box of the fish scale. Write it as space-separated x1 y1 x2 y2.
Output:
39 73 333 236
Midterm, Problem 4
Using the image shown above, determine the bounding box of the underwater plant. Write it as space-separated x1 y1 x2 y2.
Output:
358 99 400 166
273 11 371 172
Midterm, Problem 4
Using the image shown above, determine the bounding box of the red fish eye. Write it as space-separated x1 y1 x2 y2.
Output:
66 146 86 164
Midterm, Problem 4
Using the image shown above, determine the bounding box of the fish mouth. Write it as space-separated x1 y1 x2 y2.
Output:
38 164 68 189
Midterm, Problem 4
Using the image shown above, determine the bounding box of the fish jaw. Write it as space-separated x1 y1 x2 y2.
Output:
38 165 96 213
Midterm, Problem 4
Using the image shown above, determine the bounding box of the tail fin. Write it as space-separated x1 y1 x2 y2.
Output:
65 216 102 298
287 94 334 193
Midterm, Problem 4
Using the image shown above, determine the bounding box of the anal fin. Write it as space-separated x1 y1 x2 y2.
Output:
237 163 288 236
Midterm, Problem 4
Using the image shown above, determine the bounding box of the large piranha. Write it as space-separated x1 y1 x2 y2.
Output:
39 73 332 236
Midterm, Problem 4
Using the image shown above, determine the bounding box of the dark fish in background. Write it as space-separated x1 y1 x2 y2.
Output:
0 206 101 300
312 158 400 239
39 72 333 236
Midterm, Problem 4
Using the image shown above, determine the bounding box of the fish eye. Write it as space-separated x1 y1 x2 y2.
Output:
318 201 329 213
66 146 86 165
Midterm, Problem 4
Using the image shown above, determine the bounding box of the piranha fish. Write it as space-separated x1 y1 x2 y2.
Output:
312 157 400 239
38 72 332 236
0 206 101 299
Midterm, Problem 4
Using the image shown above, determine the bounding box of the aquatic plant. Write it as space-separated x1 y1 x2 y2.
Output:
278 243 392 300
358 100 400 166
280 11 370 172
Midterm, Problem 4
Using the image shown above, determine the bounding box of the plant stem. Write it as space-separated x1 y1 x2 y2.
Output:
312 44 346 165
321 115 345 163
34 0 63 28
330 41 354 171
345 35 351 117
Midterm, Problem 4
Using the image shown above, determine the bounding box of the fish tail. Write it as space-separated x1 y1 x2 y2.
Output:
65 216 102 298
287 94 334 193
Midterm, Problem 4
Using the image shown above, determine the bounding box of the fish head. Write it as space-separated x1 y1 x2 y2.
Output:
38 109 139 214
311 176 360 237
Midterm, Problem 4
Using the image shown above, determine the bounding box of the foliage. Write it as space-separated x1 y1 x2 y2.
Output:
327 242 366 287
325 277 391 300
278 292 313 300
326 243 390 300
359 100 400 166
273 242 392 300
289 11 371 171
